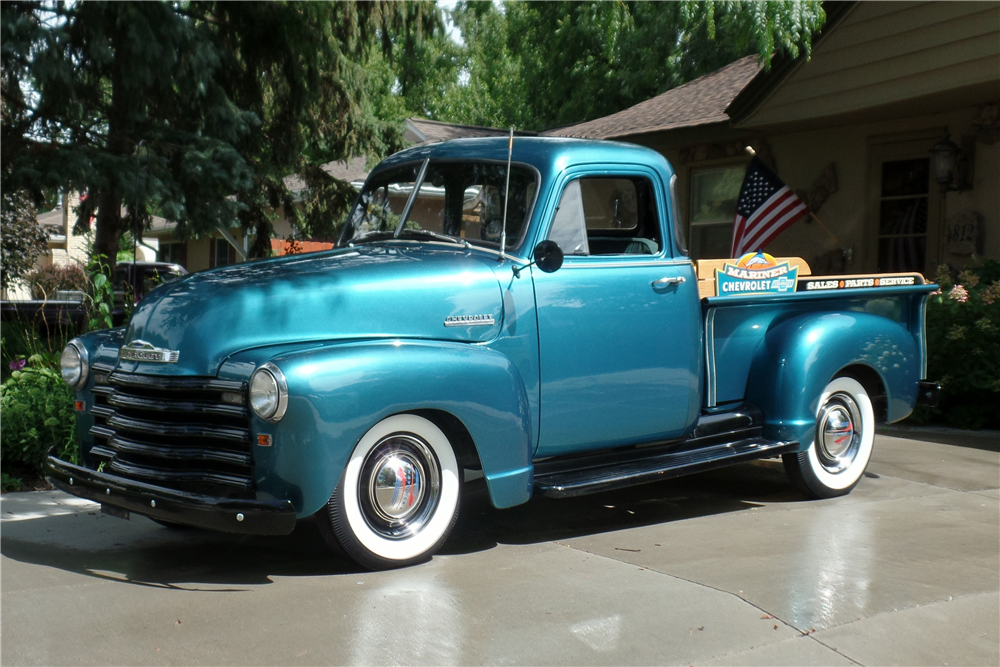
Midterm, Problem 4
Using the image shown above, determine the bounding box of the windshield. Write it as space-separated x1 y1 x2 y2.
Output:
340 160 537 250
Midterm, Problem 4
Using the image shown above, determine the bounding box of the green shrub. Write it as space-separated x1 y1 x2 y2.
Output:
0 355 78 476
1 318 79 383
2 472 26 493
27 263 88 299
918 258 1000 429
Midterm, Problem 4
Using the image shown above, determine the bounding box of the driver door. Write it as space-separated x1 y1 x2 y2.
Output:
533 170 699 457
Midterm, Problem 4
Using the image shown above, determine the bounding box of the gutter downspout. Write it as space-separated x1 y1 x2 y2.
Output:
217 224 248 261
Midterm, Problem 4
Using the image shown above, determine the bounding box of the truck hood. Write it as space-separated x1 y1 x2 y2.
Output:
122 244 505 376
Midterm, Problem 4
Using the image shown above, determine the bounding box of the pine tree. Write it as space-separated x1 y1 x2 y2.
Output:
1 1 411 273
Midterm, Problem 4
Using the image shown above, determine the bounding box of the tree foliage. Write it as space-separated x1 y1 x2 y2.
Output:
1 1 415 268
422 0 826 130
3 0 826 262
0 190 47 289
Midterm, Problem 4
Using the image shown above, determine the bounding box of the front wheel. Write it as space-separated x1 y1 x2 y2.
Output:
316 414 461 570
783 376 876 499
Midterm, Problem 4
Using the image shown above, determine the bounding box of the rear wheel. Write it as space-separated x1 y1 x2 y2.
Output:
317 414 461 570
783 376 875 499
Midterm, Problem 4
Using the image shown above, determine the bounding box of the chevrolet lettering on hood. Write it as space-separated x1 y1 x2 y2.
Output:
444 314 495 327
119 340 179 363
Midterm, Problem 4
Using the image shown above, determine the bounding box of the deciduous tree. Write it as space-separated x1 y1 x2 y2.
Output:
438 1 826 129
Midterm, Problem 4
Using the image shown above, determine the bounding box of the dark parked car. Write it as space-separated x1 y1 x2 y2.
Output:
1 261 187 332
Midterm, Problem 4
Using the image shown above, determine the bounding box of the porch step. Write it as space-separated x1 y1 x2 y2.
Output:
534 438 798 498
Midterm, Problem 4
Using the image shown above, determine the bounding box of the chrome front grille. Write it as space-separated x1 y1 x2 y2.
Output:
87 366 254 498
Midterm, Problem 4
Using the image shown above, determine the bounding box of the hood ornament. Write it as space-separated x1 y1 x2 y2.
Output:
119 339 180 363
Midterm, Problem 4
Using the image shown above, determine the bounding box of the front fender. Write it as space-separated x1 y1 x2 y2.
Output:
745 311 919 448
245 340 533 517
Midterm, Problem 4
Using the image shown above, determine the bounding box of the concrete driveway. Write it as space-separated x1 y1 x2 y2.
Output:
2 428 997 666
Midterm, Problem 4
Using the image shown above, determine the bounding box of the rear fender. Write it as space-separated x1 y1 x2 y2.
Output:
248 340 533 517
745 312 919 449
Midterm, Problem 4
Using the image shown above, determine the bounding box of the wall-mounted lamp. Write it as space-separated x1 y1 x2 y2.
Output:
929 133 974 195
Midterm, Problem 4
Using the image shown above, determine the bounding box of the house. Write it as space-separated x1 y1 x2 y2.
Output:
145 156 370 271
403 117 536 145
544 1 1000 277
1 195 161 300
144 119 531 273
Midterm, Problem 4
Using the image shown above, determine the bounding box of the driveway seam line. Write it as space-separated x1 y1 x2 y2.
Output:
809 589 1000 636
551 540 829 661
803 634 866 666
869 471 998 496
551 543 996 667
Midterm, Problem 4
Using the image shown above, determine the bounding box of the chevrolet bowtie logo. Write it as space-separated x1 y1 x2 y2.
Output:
119 340 180 363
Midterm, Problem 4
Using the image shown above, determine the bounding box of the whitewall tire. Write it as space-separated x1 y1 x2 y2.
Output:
317 414 461 570
783 377 876 499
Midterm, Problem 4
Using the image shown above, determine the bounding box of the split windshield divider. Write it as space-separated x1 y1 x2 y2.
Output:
393 159 430 239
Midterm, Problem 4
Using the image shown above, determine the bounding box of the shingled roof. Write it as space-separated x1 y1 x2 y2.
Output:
282 156 370 194
405 118 536 144
543 55 762 140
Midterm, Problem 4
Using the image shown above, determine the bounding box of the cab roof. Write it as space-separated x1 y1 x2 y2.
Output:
373 136 675 182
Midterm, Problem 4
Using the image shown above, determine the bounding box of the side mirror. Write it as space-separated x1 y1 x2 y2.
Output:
533 240 564 273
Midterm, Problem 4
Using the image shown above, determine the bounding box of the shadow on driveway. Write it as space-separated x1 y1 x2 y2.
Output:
2 459 806 588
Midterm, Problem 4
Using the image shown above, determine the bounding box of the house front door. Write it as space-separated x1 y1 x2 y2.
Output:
866 134 945 276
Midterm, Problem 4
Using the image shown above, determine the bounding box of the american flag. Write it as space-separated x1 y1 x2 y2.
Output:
731 157 809 257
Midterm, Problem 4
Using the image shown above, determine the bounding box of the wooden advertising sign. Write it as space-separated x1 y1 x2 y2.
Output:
798 273 925 291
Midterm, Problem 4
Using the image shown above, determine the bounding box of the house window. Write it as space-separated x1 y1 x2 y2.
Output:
877 158 929 273
160 242 187 268
689 165 745 259
211 238 236 268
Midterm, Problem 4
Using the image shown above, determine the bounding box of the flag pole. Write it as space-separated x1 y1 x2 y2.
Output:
809 211 842 247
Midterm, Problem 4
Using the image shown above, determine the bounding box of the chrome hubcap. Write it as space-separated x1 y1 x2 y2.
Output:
359 433 441 539
816 392 862 474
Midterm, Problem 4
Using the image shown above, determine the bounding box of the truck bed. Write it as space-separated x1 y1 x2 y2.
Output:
693 258 934 413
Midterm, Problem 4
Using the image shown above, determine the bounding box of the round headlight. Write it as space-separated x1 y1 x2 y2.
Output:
250 363 288 423
60 341 88 389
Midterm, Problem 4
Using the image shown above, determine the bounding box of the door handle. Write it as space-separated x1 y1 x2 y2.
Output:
651 276 686 287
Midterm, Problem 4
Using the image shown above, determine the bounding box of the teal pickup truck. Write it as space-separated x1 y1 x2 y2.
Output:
48 138 939 570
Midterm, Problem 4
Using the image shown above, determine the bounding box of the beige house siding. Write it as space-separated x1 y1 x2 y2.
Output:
741 1 1000 128
633 102 998 275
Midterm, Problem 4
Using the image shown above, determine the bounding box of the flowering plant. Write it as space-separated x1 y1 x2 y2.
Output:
919 258 1000 429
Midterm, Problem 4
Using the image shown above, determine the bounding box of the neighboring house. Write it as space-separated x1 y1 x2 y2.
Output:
545 1 1000 276
144 119 528 272
145 156 370 271
404 117 536 144
1 195 160 300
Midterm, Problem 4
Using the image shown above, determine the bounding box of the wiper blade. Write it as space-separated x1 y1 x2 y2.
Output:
351 230 395 243
397 229 470 247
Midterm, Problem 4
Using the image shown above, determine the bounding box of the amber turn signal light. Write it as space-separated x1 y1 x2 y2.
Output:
257 434 273 447
74 401 85 412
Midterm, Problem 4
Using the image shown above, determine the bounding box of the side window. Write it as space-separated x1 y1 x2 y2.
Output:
548 180 589 255
547 176 662 256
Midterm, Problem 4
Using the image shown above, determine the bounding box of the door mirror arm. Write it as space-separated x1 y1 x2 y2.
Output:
513 240 564 277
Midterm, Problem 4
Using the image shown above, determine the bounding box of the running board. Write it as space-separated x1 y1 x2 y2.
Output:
534 438 798 498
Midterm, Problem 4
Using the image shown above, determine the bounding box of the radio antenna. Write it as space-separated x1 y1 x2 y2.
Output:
499 128 513 256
